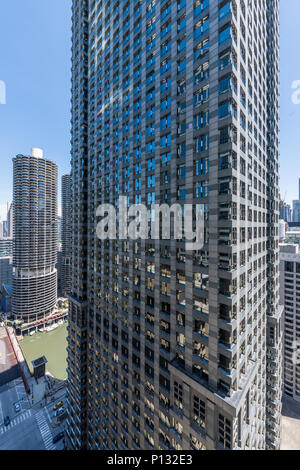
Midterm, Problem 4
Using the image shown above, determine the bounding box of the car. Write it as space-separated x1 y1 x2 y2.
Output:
14 403 21 413
4 416 10 426
54 407 65 417
53 432 64 444
53 401 63 411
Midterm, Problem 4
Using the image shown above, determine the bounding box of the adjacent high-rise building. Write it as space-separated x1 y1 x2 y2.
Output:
280 244 300 404
61 174 72 297
12 148 58 323
67 0 282 451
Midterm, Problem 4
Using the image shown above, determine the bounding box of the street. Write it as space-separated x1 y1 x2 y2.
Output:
0 409 45 450
0 378 30 422
0 377 67 450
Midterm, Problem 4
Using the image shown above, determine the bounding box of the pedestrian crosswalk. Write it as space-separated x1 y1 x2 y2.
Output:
35 410 56 450
0 409 32 435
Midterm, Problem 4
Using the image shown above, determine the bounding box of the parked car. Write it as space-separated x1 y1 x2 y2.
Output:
53 432 64 444
4 416 10 426
53 401 63 411
54 407 65 417
14 403 21 413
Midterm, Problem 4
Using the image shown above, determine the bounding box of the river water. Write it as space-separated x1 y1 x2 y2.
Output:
20 324 68 380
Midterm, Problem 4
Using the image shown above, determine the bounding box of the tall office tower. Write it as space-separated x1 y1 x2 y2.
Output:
280 244 300 404
7 202 14 239
67 0 282 450
61 175 72 297
0 238 13 291
12 148 58 323
279 200 292 223
293 200 300 223
0 257 12 287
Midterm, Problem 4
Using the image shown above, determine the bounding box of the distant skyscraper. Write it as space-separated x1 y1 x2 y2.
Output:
293 200 300 223
279 199 292 223
0 257 12 287
2 221 7 238
7 202 14 239
280 244 300 404
61 175 72 297
12 148 58 323
0 236 13 288
67 0 282 451
0 238 13 257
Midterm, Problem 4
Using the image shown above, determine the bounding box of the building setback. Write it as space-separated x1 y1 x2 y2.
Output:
12 148 58 323
67 0 282 450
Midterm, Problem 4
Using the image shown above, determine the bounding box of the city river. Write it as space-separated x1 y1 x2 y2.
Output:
19 324 68 380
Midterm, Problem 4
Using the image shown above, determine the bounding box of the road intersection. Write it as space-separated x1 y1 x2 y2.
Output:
0 377 66 450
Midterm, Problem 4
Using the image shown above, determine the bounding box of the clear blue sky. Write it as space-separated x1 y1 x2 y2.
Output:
0 0 299 219
280 0 300 204
0 0 72 218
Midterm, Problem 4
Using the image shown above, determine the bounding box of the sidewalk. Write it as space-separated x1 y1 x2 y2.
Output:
30 374 67 409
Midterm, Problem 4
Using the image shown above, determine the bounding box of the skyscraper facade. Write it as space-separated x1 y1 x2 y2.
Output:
67 0 282 450
12 148 58 323
61 174 72 297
